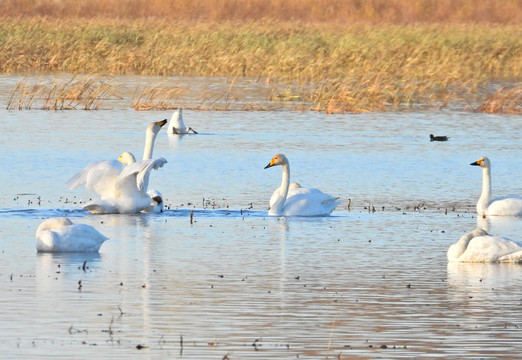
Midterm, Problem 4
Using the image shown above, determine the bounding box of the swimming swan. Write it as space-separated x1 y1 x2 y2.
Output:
67 120 167 196
447 228 522 263
264 154 340 216
67 120 167 213
167 108 197 134
36 217 108 253
470 156 522 216
83 157 167 214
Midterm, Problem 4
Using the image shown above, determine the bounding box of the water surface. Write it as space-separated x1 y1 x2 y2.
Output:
1 78 522 359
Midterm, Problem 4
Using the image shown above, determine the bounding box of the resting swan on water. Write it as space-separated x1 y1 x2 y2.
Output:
470 156 522 216
167 108 197 135
67 120 168 214
264 154 340 216
447 228 522 263
36 217 108 253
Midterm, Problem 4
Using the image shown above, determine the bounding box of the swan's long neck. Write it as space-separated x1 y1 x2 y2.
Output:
275 163 290 214
143 130 158 160
451 229 487 259
477 166 492 215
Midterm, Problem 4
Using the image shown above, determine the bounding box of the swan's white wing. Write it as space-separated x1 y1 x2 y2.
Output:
67 159 123 198
457 235 522 262
281 187 340 216
118 158 167 191
37 224 108 252
486 196 522 216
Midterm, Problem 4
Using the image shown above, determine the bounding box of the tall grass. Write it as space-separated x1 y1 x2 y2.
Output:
1 0 521 24
1 18 521 111
7 76 114 110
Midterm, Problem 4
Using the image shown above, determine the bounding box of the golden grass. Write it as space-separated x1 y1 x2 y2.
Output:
1 17 521 111
7 76 114 110
478 87 522 114
2 0 521 24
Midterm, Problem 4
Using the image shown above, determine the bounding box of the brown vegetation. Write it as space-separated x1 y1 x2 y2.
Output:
478 86 522 114
1 0 521 24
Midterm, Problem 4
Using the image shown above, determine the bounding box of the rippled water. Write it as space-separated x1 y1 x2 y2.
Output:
1 78 522 358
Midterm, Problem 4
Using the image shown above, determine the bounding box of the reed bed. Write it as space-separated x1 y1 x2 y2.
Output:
2 0 521 24
7 76 114 110
478 86 522 114
1 18 521 111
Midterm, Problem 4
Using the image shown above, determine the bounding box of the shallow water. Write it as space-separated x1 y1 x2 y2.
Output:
1 78 522 358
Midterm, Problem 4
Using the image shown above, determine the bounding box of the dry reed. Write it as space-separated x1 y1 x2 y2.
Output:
1 0 521 24
478 87 522 114
1 16 521 111
7 76 114 110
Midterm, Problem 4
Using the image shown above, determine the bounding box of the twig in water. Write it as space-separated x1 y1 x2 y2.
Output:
190 210 194 224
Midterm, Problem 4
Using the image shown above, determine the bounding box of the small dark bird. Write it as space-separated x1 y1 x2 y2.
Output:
430 134 449 142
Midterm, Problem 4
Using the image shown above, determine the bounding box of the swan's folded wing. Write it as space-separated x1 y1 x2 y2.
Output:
487 196 522 216
66 159 123 198
283 187 340 216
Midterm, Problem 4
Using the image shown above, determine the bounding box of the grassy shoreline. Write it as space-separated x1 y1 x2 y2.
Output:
2 18 521 112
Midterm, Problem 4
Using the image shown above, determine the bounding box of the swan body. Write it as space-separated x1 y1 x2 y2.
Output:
470 156 522 216
264 154 340 216
83 157 167 214
67 152 136 199
36 217 108 253
67 120 167 214
167 108 197 134
447 229 522 263
142 189 164 213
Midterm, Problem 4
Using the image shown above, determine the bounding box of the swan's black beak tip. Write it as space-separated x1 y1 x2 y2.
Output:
264 163 272 169
470 161 479 166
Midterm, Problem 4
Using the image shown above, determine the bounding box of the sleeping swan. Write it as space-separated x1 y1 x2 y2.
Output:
167 108 197 135
447 228 522 263
470 156 522 216
264 154 340 216
36 217 108 252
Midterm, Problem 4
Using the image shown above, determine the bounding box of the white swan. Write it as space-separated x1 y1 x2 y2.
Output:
447 228 522 263
36 217 108 253
264 154 340 216
470 156 522 216
83 157 167 214
167 108 197 134
66 152 136 199
67 120 168 214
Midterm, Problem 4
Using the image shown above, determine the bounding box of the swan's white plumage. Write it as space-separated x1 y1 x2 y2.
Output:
66 152 136 199
168 108 197 135
264 154 340 216
471 156 522 216
448 228 522 263
83 157 167 214
142 189 164 213
67 120 168 214
36 217 108 253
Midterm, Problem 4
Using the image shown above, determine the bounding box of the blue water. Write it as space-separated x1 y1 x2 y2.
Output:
1 88 522 358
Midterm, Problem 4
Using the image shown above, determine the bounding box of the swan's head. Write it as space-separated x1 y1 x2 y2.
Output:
470 156 490 169
264 154 289 169
36 217 73 235
118 152 136 165
147 119 168 135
